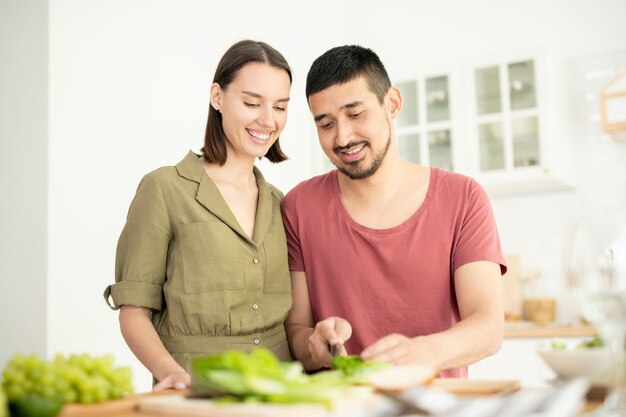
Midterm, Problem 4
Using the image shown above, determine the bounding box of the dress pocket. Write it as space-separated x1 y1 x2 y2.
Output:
262 223 291 294
178 221 245 294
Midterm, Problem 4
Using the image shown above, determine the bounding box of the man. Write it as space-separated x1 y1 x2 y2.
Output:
281 45 506 378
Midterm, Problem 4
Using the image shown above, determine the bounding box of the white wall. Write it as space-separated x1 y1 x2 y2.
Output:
0 0 48 369
47 0 348 392
341 0 626 300
1 0 625 393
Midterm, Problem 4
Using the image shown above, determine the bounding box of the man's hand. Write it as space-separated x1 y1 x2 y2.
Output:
362 262 504 372
307 316 352 368
361 333 432 366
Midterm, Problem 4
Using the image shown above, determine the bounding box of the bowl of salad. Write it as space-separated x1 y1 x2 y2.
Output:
537 336 611 385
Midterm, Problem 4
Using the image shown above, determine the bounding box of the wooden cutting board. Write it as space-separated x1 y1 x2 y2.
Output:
138 395 326 417
58 390 179 417
137 386 392 417
57 379 520 416
58 397 135 417
430 378 521 396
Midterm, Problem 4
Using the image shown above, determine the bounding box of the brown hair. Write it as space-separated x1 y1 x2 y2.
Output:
202 40 292 165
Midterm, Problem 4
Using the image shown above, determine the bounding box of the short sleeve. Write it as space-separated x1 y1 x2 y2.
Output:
104 173 171 310
452 179 507 275
281 190 305 272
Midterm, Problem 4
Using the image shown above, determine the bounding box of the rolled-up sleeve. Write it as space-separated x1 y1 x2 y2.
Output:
104 173 171 310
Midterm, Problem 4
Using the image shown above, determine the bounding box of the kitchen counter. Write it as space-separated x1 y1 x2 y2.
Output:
504 321 596 338
57 382 602 416
472 323 598 386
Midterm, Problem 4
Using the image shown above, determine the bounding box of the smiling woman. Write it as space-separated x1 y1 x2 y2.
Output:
102 40 294 392
209 62 291 168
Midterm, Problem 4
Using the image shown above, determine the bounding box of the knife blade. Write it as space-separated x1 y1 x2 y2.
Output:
330 342 344 357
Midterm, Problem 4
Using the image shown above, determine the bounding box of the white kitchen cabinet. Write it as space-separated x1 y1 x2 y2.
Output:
313 70 460 175
396 73 459 172
466 54 575 195
472 60 540 171
393 51 575 196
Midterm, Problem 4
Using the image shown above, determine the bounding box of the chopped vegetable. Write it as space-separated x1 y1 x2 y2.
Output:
331 355 387 384
191 349 345 408
575 335 604 349
191 349 436 406
550 335 604 351
550 339 568 351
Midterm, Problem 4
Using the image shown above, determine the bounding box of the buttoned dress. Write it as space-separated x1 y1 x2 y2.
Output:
104 151 293 370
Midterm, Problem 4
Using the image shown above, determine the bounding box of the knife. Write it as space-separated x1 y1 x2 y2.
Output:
330 342 344 357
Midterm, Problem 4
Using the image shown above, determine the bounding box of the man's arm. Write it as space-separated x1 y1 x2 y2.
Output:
361 261 503 369
285 270 352 370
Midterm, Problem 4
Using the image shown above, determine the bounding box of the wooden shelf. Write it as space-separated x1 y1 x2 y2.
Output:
504 322 596 338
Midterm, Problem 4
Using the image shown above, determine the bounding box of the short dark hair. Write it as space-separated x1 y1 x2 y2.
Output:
305 45 391 104
203 40 292 165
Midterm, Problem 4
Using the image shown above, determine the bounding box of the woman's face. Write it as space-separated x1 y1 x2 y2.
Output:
212 62 291 162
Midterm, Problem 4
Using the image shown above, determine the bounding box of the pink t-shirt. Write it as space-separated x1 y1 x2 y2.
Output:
281 168 506 378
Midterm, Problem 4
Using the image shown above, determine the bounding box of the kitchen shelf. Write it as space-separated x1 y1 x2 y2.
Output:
504 322 597 338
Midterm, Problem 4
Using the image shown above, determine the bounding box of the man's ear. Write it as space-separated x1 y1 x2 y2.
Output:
386 86 402 120
210 83 222 112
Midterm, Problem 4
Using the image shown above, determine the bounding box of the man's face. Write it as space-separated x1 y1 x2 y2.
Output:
308 77 392 180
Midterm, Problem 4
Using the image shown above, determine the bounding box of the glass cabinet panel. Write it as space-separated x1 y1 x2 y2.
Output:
475 66 501 115
478 122 505 171
512 116 540 167
426 76 449 122
397 133 420 164
509 60 536 111
396 80 418 127
428 129 453 170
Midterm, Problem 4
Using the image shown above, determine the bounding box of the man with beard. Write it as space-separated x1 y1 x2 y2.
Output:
281 45 507 378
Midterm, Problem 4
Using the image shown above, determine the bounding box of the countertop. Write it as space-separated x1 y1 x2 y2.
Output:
504 321 596 338
57 381 603 417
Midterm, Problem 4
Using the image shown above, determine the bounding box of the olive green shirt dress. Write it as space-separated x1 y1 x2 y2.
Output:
103 151 293 370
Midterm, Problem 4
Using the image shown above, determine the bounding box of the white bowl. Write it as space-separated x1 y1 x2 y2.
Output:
537 347 611 385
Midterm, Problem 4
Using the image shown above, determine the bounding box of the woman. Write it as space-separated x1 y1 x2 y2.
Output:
103 40 293 390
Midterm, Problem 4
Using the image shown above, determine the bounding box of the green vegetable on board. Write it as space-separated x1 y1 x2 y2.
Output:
191 348 370 409
331 355 387 384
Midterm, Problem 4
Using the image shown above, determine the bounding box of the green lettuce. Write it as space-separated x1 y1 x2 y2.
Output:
331 355 387 384
190 349 345 408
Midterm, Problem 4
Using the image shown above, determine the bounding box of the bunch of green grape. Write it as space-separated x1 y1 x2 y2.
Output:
0 383 8 417
2 353 134 407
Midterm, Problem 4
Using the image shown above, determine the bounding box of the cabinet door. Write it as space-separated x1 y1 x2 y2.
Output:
397 75 455 171
472 59 541 173
396 80 421 164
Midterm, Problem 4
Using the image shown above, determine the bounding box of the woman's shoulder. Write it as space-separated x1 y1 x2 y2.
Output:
133 153 198 197
139 165 179 188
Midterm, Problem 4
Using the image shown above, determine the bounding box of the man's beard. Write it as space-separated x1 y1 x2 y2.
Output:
333 132 392 180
